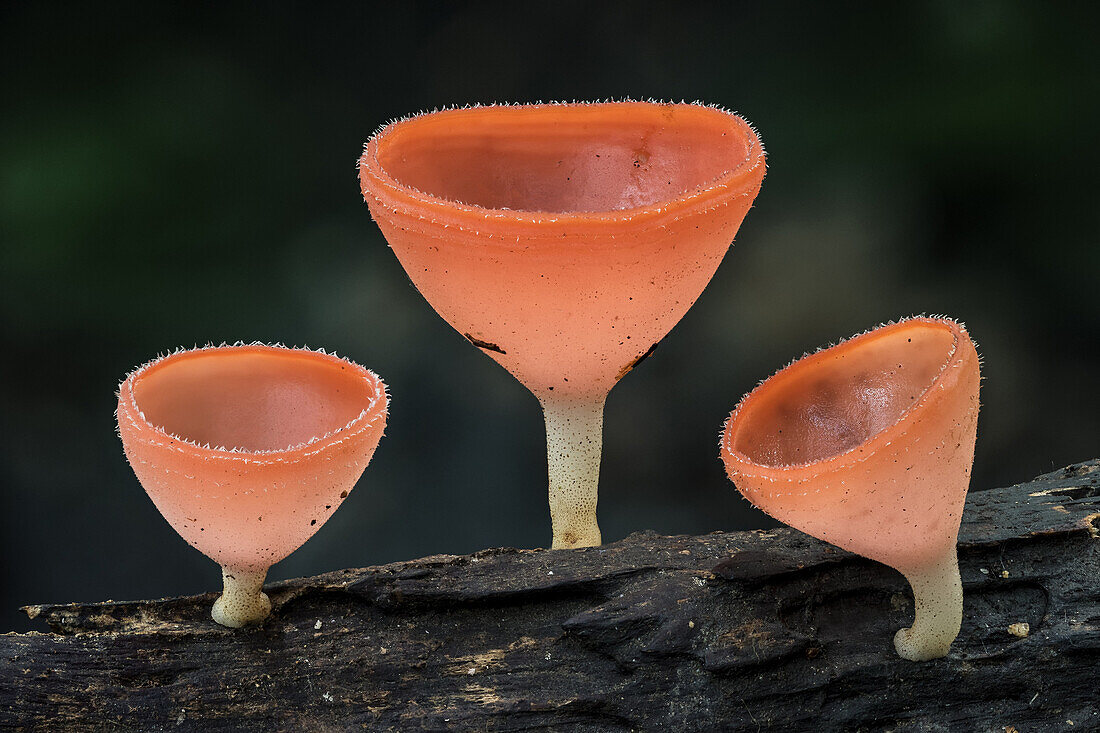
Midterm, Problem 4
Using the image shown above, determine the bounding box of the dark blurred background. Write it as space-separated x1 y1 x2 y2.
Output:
2 2 1097 632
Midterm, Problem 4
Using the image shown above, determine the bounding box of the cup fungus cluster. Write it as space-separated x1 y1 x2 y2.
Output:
720 317 981 660
110 101 989 664
117 343 387 627
359 101 765 548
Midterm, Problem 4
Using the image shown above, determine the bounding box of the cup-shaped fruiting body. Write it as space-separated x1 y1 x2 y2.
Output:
720 317 980 660
117 344 388 627
360 101 765 548
359 101 765 402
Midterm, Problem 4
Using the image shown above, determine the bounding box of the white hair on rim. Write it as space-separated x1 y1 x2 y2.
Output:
717 314 980 472
117 342 389 462
359 97 765 162
356 99 766 231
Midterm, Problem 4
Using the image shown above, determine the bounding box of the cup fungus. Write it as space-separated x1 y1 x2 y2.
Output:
116 344 387 627
720 317 981 661
360 101 765 549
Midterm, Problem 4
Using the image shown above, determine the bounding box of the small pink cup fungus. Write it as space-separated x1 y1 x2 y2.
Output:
720 317 981 660
117 344 388 627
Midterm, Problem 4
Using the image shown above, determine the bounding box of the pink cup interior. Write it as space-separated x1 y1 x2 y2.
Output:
731 324 956 467
134 349 373 451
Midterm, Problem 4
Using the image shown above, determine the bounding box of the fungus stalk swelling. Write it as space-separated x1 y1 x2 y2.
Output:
721 317 980 661
360 101 765 548
117 344 388 628
213 566 271 628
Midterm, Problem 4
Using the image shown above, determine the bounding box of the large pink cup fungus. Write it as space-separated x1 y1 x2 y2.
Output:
720 317 981 660
360 101 765 549
117 344 388 627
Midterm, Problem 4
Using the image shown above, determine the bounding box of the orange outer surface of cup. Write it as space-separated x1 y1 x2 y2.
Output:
721 318 980 575
359 102 765 401
116 345 388 573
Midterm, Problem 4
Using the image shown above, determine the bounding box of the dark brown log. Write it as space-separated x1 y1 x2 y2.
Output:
3 462 1099 731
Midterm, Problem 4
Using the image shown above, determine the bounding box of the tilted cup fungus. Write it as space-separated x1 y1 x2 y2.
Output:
720 317 980 660
360 101 765 548
117 344 388 627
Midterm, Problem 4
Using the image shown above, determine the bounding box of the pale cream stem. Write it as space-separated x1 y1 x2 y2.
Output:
211 565 272 628
542 396 605 549
894 546 963 661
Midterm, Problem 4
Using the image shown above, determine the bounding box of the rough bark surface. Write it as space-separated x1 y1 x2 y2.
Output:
3 461 1099 732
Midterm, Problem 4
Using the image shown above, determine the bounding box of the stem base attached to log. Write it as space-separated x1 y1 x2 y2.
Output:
210 566 270 628
894 547 964 661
